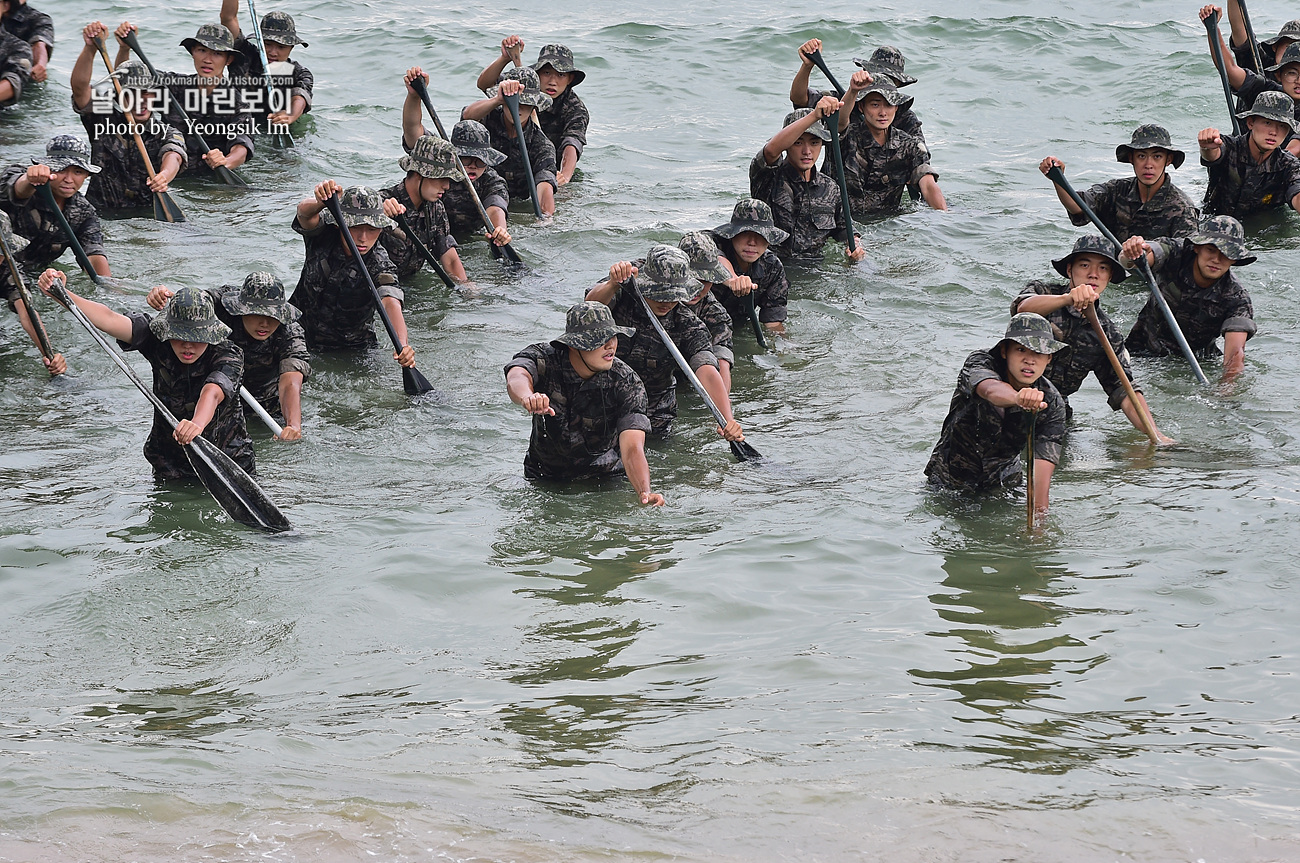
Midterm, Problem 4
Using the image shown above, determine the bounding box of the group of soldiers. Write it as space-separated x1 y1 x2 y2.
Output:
0 3 1292 515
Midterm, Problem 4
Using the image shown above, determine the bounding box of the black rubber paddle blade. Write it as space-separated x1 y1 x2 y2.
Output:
186 435 291 532
273 131 295 148
730 440 763 462
215 165 250 187
402 365 438 397
154 190 186 223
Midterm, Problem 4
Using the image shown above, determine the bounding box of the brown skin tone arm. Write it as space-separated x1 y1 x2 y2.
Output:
439 248 468 283
174 382 224 445
380 297 415 367
586 261 636 306
619 429 665 506
557 145 580 186
402 67 429 150
919 175 948 211
1037 156 1084 215
790 38 820 105
38 269 133 341
763 95 840 163
1221 330 1247 382
277 371 304 440
475 35 523 91
1226 0 1249 50
1201 5 1248 89
30 42 48 82
71 22 108 110
1118 392 1173 443
219 0 243 39
12 298 66 374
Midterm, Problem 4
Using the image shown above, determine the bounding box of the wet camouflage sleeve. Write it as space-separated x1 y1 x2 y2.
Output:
1 164 107 270
1202 132 1300 217
685 292 734 364
75 98 189 210
443 168 509 234
480 109 557 198
292 217 404 350
540 89 588 160
4 4 53 52
0 30 32 105
1126 238 1257 355
1068 176 1201 242
840 125 936 216
161 72 257 171
749 148 849 258
378 181 457 282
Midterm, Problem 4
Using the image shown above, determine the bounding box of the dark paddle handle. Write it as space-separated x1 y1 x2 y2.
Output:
394 212 456 289
1026 413 1036 530
1083 304 1159 444
746 292 767 349
804 49 845 99
324 194 408 353
501 92 543 219
825 111 858 255
122 32 249 187
1045 166 1210 386
410 77 523 264
0 227 54 360
1236 0 1264 73
35 184 102 284
1205 12 1244 136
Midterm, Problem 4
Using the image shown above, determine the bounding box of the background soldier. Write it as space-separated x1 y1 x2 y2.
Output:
220 0 312 128
0 0 51 84
461 66 558 216
379 135 468 283
2 135 110 278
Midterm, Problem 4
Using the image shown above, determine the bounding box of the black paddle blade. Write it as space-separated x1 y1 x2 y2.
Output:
215 165 250 187
153 190 186 223
186 435 291 532
402 365 438 397
729 439 763 462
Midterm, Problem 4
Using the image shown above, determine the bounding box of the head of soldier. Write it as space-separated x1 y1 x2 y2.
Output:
636 245 696 317
1067 254 1114 293
559 302 632 377
461 156 486 180
1188 216 1255 288
533 45 583 100
150 287 231 365
998 314 1065 389
326 187 391 256
182 24 237 80
859 94 897 132
732 231 769 264
39 136 101 203
400 136 465 206
782 109 829 176
260 13 306 63
1246 116 1290 155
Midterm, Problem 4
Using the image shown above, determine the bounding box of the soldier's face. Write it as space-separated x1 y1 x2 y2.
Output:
51 167 90 199
418 176 451 203
1001 342 1049 388
789 133 824 172
169 339 209 364
242 314 281 341
731 231 769 263
577 336 618 372
1276 64 1300 98
1247 116 1288 152
1067 254 1113 292
1130 149 1170 186
537 66 573 99
347 224 382 254
859 95 897 132
647 299 679 317
191 46 230 78
264 40 293 63
1193 244 1233 281
462 157 486 180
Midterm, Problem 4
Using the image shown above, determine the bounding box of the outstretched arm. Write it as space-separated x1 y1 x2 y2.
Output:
37 269 132 342
789 38 820 106
1201 5 1248 89
586 261 635 306
1038 156 1083 215
764 94 840 164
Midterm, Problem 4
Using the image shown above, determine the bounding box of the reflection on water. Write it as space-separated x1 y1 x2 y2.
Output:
79 683 258 739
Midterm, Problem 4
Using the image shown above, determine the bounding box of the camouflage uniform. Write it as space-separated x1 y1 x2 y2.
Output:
205 279 311 415
840 124 936 216
1069 177 1200 241
925 348 1068 490
749 110 852 259
0 167 106 274
1231 19 1300 72
378 181 456 282
228 12 313 122
444 169 509 234
0 28 31 106
683 290 734 365
505 340 651 480
708 199 790 325
479 108 558 200
532 45 589 163
1202 100 1300 218
117 306 254 481
1125 234 1257 358
0 210 29 312
159 72 258 172
1 2 52 60
290 189 404 351
800 86 924 143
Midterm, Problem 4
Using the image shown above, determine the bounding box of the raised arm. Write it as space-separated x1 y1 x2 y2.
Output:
71 22 108 110
220 0 243 39
402 67 429 149
790 38 821 106
763 94 841 164
1202 5 1248 89
586 261 635 306
1038 156 1084 215
295 179 341 232
476 35 523 92
1226 0 1249 51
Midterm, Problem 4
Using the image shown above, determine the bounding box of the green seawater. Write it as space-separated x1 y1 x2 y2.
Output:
2 1 1298 859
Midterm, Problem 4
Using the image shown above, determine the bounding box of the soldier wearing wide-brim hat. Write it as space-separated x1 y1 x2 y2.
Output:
1203 7 1300 137
925 313 1069 512
1040 125 1200 243
36 272 254 480
379 135 469 283
220 0 314 128
586 246 744 442
462 65 559 212
505 301 664 504
1014 236 1173 442
791 38 927 145
676 232 737 392
1119 216 1257 382
1227 6 1300 73
292 180 417 371
1198 89 1300 220
707 199 792 336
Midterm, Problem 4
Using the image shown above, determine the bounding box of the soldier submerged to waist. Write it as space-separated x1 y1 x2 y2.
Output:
0 0 32 109
379 132 468 284
220 0 312 128
0 0 49 86
461 66 558 216
791 40 927 145
1204 4 1300 154
708 199 791 337
1198 90 1300 220
0 211 64 375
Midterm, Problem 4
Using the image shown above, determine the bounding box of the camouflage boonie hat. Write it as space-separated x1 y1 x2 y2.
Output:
1237 90 1298 131
0 211 30 258
1052 234 1129 283
678 231 731 284
712 198 790 246
853 77 910 107
1265 41 1300 72
1115 124 1185 169
852 46 916 86
1188 215 1256 266
555 301 635 351
260 11 307 47
111 59 156 91
783 108 831 142
1000 313 1067 356
181 23 236 55
149 287 232 345
222 271 299 324
1262 19 1300 49
634 244 697 303
532 44 585 87
451 120 506 166
399 135 467 182
320 185 395 230
487 66 554 111
36 134 101 175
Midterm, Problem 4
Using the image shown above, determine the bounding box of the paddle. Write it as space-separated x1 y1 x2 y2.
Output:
1025 413 1036 530
1236 0 1265 74
34 185 103 284
1044 166 1210 386
44 274 291 532
246 0 294 148
121 31 250 188
1083 305 1161 444
631 286 762 462
409 77 524 265
745 292 767 349
824 108 859 258
802 48 846 98
323 192 437 397
393 212 456 289
501 91 543 219
1205 11 1244 136
0 225 56 363
239 386 284 437
92 37 186 223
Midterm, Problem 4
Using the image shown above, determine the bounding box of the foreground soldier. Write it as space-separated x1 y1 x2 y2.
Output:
708 199 791 335
587 245 744 441
2 136 110 277
1040 126 1200 241
505 301 664 505
461 66 558 216
751 100 865 261
1 0 50 85
925 313 1068 515
220 0 312 128
1013 236 1173 443
38 270 254 480
292 181 417 369
147 272 309 441
379 135 468 283
1199 91 1300 219
2 212 64 374
1120 216 1256 384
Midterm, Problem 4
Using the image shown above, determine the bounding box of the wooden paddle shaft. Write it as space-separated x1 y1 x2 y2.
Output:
93 39 162 182
0 228 54 359
1083 304 1160 444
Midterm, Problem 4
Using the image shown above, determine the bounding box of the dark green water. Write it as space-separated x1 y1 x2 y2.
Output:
2 1 1298 859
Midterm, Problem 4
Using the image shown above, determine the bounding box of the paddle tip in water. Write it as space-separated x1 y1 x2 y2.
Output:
402 366 440 398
